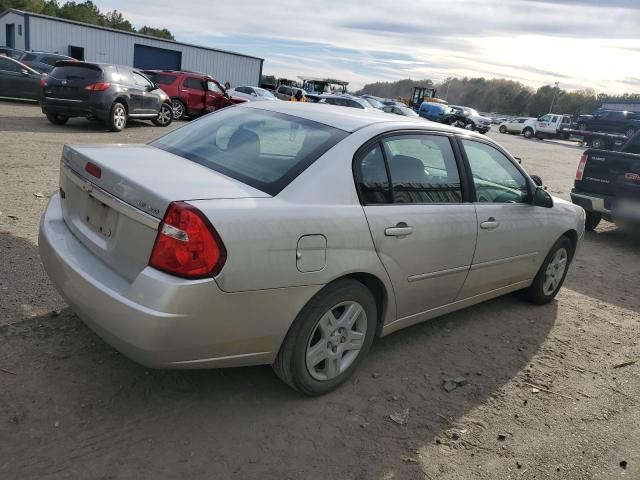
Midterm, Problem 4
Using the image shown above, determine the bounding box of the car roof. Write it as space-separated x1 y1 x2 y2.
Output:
241 101 476 134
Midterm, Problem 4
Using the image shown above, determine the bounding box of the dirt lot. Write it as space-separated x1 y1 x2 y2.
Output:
1 101 638 480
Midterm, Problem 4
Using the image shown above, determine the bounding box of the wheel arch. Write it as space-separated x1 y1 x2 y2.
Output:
321 272 392 336
562 229 578 261
113 96 129 113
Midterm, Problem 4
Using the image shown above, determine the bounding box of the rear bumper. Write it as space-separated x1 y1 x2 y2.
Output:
39 193 321 369
41 97 110 120
570 189 612 214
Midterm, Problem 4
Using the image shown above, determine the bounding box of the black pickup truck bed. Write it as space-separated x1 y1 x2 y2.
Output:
571 133 640 231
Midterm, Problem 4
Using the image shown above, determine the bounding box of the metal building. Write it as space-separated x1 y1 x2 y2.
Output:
601 99 640 113
0 9 263 86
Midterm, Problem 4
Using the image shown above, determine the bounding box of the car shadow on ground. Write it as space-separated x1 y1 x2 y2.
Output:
0 232 559 478
564 226 640 313
0 114 158 134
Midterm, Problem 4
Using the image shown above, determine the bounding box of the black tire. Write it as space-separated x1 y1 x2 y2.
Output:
523 127 534 139
585 211 602 231
46 112 68 125
577 122 588 131
520 236 573 305
107 102 127 132
499 125 507 134
625 127 635 139
273 279 377 396
171 99 186 120
152 102 173 127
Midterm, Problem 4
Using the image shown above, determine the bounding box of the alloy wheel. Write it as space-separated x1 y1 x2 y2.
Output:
543 247 568 296
157 105 172 125
172 100 184 119
305 301 368 381
113 105 126 130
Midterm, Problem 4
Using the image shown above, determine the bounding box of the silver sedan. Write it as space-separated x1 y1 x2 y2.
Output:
39 102 586 395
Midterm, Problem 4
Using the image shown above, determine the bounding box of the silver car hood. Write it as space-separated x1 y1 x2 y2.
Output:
62 144 270 219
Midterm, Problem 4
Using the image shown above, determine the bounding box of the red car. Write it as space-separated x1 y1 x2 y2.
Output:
143 70 244 120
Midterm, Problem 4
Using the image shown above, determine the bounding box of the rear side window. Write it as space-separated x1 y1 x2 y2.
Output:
149 73 176 85
151 108 348 195
0 57 20 72
42 56 64 66
358 144 390 204
21 53 37 61
49 65 101 82
383 135 462 203
184 77 204 90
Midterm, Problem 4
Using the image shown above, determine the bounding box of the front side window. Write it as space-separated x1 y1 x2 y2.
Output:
207 80 224 94
133 72 152 88
151 108 348 196
461 139 529 204
539 114 552 122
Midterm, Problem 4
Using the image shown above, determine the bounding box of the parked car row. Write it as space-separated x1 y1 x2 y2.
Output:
0 46 74 72
0 54 44 100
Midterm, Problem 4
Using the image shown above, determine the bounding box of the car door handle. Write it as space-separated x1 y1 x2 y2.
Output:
480 218 500 230
385 223 413 237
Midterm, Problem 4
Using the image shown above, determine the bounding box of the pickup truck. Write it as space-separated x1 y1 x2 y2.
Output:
522 114 572 139
571 132 640 231
577 109 640 139
523 113 628 150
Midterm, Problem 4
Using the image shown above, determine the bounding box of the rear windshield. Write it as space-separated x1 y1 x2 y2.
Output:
151 107 348 195
49 65 101 82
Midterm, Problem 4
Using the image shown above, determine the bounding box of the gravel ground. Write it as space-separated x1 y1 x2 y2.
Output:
1 101 638 479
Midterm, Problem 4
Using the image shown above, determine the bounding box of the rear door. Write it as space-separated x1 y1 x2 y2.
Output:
182 76 206 114
358 133 478 318
457 138 549 298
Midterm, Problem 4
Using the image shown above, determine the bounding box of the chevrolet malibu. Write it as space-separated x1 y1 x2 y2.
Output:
39 102 585 395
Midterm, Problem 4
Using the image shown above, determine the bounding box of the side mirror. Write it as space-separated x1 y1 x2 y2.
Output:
533 186 553 208
251 92 257 96
530 175 544 187
153 82 159 90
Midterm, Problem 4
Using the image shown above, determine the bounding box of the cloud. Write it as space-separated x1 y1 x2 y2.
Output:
96 0 640 94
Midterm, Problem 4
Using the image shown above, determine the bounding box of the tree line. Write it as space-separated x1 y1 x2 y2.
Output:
1 0 175 40
357 77 640 116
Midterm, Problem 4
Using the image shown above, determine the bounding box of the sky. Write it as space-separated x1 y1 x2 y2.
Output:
97 0 640 94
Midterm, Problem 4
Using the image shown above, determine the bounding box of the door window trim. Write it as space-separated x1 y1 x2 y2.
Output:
454 134 535 204
352 129 473 206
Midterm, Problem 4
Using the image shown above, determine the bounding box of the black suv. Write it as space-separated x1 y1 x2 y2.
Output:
577 109 640 138
41 62 173 132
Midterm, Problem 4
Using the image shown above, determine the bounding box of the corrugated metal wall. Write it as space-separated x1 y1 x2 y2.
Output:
0 12 26 50
26 15 261 86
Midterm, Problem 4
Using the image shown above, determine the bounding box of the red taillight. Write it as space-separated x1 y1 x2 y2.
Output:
149 202 226 279
576 153 588 181
84 82 111 91
84 162 102 179
39 78 47 87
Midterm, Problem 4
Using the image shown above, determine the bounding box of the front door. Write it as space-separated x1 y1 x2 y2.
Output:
457 138 548 299
537 114 559 134
358 133 478 319
133 71 159 113
205 79 231 112
0 56 21 97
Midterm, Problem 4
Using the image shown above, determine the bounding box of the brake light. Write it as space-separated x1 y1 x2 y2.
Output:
39 78 47 87
84 82 111 91
84 162 102 179
149 202 226 279
576 154 588 181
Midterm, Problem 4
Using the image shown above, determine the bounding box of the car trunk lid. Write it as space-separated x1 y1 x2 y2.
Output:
60 144 270 282
576 149 640 199
44 63 102 101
